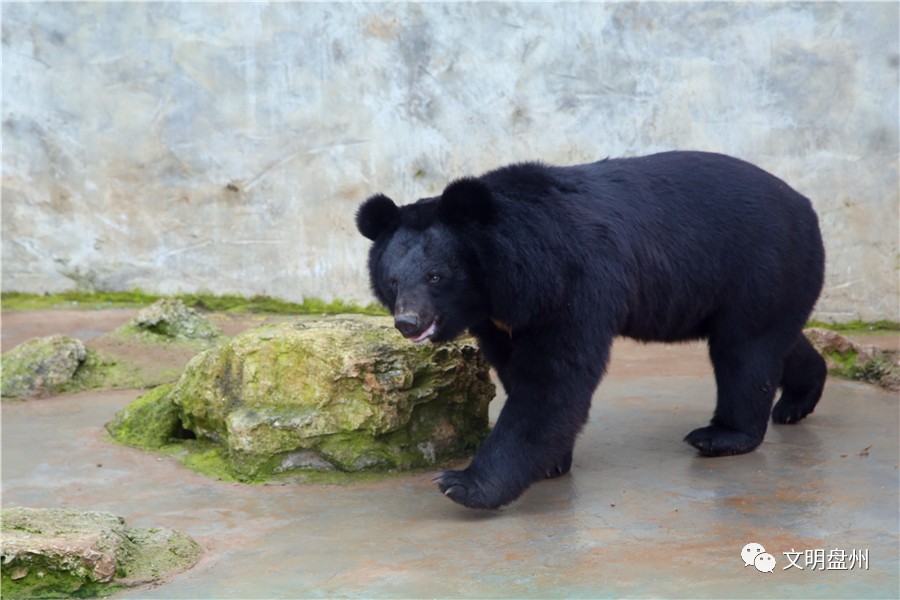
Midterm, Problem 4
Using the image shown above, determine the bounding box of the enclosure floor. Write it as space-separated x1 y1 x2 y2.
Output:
2 310 898 599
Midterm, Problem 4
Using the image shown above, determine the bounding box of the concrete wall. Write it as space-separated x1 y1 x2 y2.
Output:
2 2 898 322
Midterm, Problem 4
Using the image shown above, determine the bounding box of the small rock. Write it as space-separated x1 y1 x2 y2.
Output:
804 327 900 391
804 327 855 355
128 299 223 340
1 336 86 399
0 507 202 599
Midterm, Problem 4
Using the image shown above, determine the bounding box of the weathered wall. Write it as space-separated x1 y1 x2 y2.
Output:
2 2 898 321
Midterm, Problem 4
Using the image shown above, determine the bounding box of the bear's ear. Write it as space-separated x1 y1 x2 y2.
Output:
437 177 493 226
356 193 400 240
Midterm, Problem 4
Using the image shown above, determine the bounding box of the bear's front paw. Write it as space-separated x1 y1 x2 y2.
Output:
545 449 573 479
432 469 515 510
684 425 763 457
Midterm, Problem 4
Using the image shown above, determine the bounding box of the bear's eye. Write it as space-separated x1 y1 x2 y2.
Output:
427 272 441 284
389 278 398 290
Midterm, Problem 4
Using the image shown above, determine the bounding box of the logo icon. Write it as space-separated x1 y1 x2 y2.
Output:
741 543 777 573
754 552 776 573
741 542 766 567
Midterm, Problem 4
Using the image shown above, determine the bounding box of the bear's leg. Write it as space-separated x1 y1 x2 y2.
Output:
685 332 789 456
771 334 826 424
434 338 607 509
433 390 590 508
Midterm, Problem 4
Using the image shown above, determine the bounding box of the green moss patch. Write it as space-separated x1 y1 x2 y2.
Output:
805 319 900 333
1 291 387 316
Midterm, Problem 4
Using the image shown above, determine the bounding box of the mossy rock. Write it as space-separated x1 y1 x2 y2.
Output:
0 507 202 599
107 315 495 481
804 327 900 391
117 298 224 343
1 336 87 399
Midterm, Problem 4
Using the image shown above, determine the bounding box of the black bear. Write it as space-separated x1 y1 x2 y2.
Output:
355 151 826 510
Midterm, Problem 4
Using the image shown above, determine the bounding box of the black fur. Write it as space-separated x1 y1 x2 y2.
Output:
356 151 827 509
356 193 400 241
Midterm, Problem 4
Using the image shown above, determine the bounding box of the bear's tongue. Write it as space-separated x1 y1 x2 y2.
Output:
410 320 437 344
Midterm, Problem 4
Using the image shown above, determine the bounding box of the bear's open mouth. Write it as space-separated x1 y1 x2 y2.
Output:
409 319 438 344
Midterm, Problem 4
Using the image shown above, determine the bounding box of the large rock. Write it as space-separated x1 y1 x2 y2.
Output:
0 507 202 599
107 315 495 481
1 336 87 399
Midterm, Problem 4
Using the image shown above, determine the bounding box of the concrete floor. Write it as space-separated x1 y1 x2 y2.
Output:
2 311 898 598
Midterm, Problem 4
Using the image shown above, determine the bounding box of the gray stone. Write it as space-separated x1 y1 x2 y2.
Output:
1 335 86 399
0 507 202 599
126 298 223 341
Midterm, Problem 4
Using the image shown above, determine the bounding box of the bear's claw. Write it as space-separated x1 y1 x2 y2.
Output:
545 450 573 479
771 399 816 425
433 469 508 510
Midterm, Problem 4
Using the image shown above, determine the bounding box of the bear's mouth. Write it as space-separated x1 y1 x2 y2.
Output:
409 319 438 344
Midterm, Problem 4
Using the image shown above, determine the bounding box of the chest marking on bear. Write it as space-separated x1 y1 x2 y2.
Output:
491 317 513 339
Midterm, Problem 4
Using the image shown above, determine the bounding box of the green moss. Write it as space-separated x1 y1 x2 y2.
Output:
161 439 458 486
108 406 471 486
821 348 895 386
182 293 386 316
0 290 163 310
825 349 892 385
1 291 387 316
806 319 900 333
114 527 202 583
0 563 116 599
853 356 893 385
161 441 244 483
105 384 180 449
64 349 147 393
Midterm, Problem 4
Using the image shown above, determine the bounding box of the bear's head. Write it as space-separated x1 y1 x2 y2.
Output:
355 178 493 344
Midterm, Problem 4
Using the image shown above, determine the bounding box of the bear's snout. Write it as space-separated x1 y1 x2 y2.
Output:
394 313 438 343
394 313 420 337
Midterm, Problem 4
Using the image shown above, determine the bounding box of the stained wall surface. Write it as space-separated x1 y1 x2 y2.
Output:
2 2 898 321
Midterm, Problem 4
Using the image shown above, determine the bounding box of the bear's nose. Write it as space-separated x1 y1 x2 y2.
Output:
394 314 420 337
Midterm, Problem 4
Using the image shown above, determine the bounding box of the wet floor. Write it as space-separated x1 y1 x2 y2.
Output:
2 311 898 598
